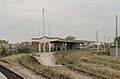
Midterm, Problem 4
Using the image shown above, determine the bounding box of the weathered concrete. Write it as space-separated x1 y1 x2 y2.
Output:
33 52 61 66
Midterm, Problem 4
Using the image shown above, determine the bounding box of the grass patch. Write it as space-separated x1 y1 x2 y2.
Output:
54 50 120 78
0 54 25 63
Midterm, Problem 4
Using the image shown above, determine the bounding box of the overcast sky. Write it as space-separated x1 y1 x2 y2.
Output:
0 0 120 43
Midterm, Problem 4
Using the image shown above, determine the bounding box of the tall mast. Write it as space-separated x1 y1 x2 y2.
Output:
42 8 46 37
116 15 118 38
96 30 98 43
115 15 118 58
103 35 106 52
39 25 40 38
48 24 50 37
96 30 99 53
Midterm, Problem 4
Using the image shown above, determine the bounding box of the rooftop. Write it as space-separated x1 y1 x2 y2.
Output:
32 36 95 43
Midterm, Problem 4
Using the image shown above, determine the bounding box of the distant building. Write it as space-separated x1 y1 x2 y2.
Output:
19 42 32 49
0 39 9 50
10 43 19 50
32 36 95 52
86 42 106 49
0 39 8 44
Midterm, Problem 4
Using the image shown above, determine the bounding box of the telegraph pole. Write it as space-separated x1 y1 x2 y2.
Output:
96 30 99 53
38 25 41 53
115 15 118 58
39 25 40 37
48 24 50 37
42 8 46 53
103 35 106 52
96 30 98 43
42 8 46 37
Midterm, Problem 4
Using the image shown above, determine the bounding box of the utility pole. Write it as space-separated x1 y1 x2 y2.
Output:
96 30 98 43
38 8 46 53
96 30 99 54
48 24 50 37
42 8 46 53
108 37 110 43
107 37 110 48
39 25 40 37
38 25 41 53
42 8 46 37
103 35 106 52
115 15 118 58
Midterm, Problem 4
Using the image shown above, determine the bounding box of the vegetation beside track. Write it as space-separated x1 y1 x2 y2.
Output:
0 54 74 79
19 55 74 79
54 50 120 79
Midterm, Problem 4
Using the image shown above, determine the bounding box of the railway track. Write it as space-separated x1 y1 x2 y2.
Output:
0 61 49 79
62 64 107 79
0 64 23 79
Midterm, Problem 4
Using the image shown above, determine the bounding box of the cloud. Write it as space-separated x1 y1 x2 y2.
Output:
0 0 120 43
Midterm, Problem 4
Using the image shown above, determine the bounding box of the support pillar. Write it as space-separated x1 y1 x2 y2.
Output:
38 43 41 52
64 43 67 50
43 42 46 53
61 43 64 51
49 43 52 52
55 43 58 51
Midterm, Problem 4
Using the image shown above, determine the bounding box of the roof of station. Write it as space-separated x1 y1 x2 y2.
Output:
32 36 95 43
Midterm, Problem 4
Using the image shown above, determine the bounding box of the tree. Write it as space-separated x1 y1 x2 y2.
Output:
114 36 120 45
0 47 12 57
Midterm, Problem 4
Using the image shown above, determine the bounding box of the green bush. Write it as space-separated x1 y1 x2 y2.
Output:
18 47 31 53
0 47 16 57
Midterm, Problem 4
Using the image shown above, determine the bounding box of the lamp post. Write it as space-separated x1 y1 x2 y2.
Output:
42 8 46 37
48 24 50 37
96 30 99 54
115 15 118 58
103 35 106 52
38 8 46 53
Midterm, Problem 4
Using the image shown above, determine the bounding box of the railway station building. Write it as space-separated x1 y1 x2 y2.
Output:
31 36 94 52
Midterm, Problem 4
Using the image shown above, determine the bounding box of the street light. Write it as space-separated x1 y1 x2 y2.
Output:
96 30 99 54
115 15 118 58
